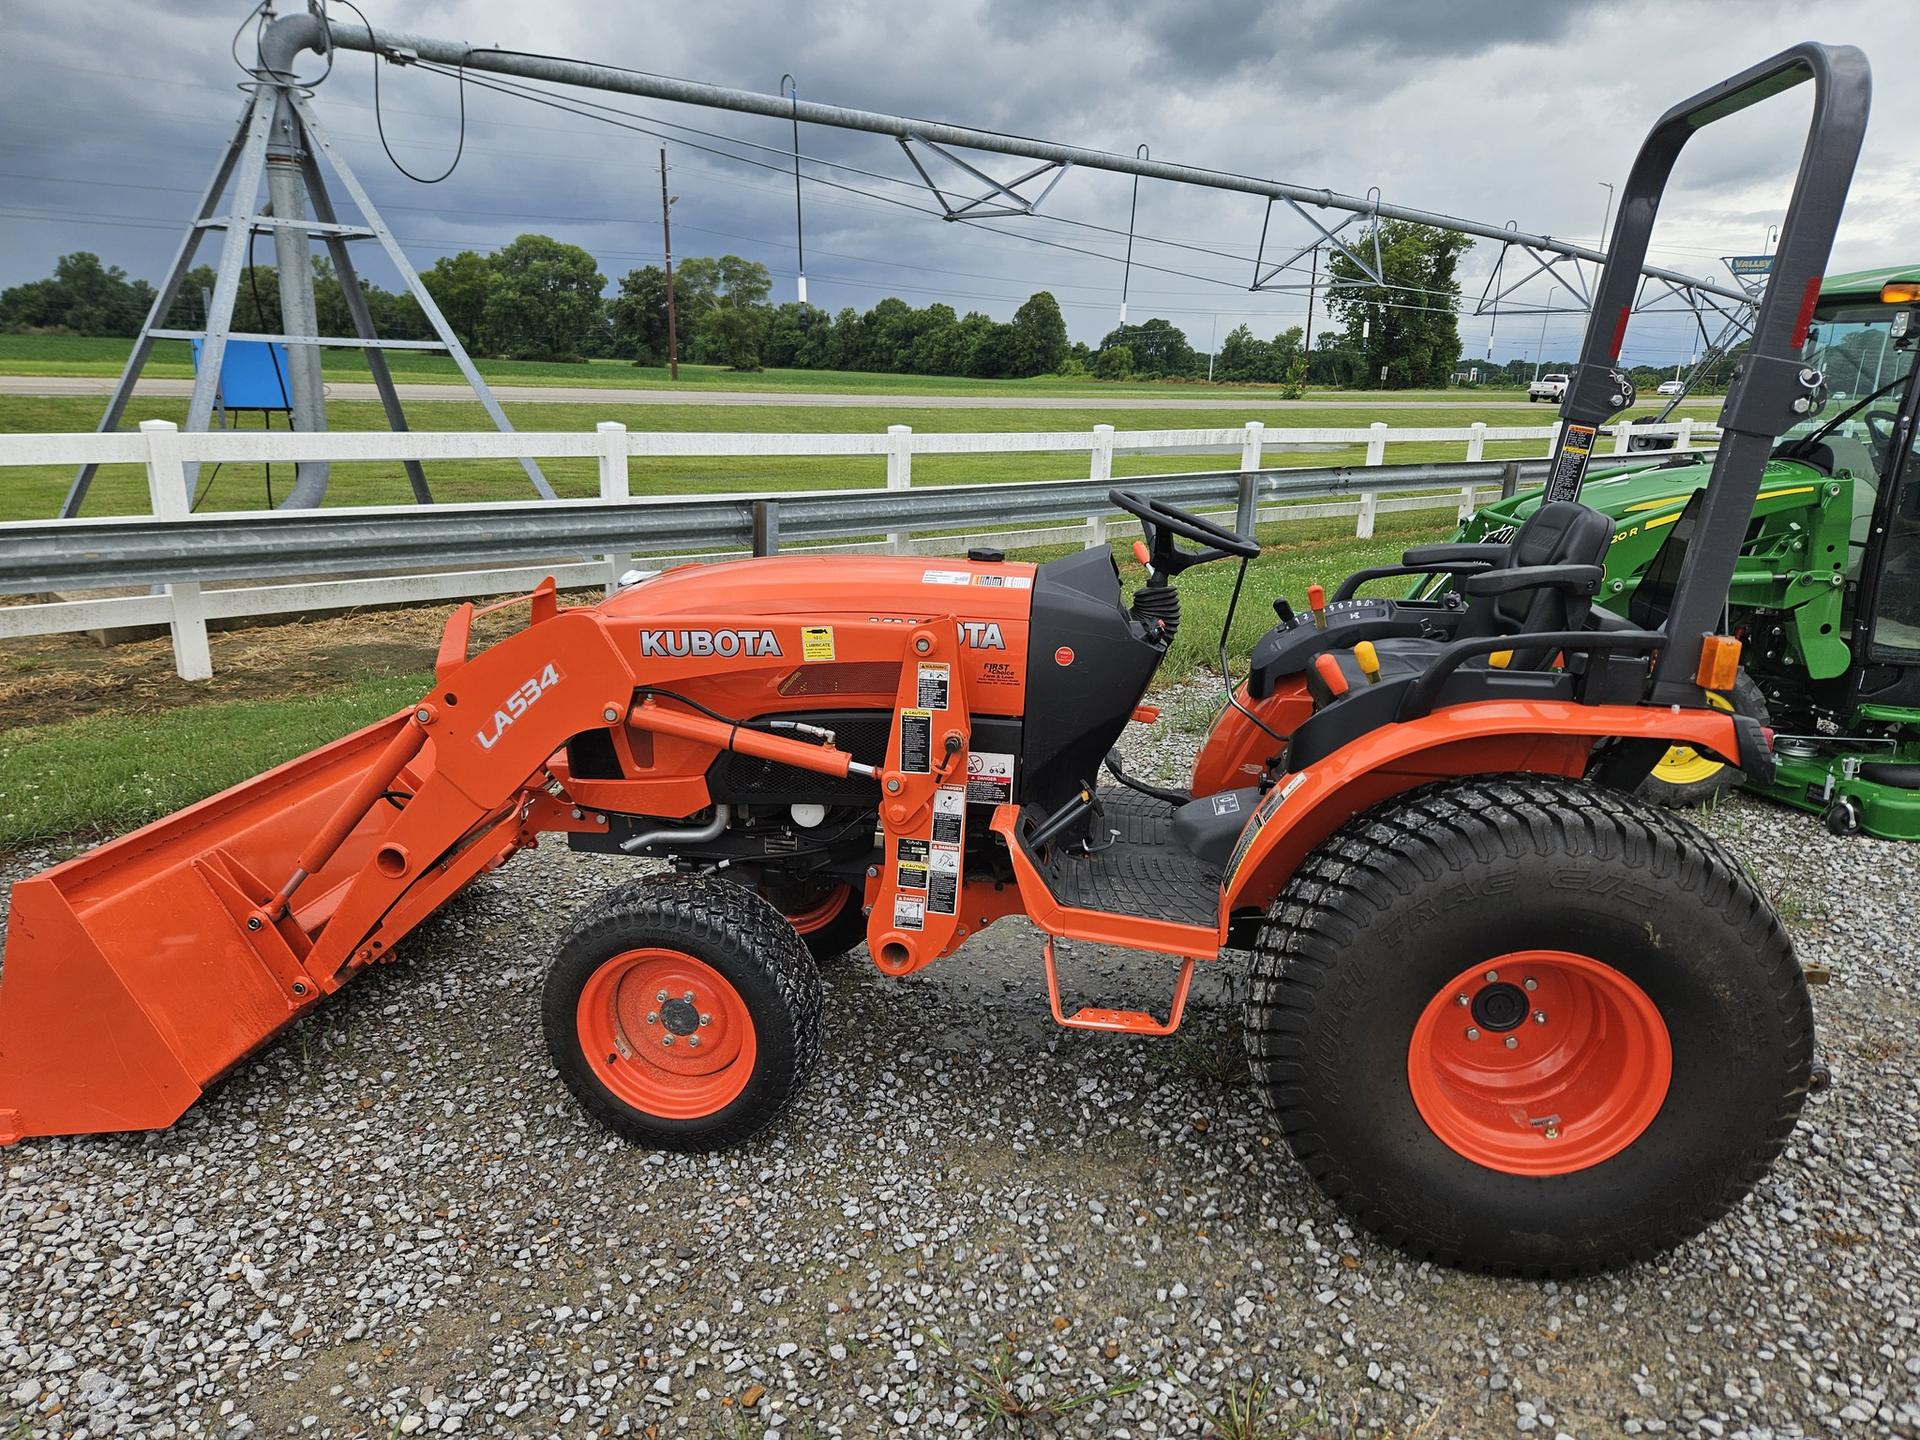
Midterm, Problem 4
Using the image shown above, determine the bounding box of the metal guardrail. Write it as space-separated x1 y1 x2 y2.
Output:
0 459 1566 592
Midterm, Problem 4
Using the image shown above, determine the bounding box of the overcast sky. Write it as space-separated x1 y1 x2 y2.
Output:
3 0 1916 366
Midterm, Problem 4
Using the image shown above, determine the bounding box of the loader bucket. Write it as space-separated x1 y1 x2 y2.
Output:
0 709 430 1145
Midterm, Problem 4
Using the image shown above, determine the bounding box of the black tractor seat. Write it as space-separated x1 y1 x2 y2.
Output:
1249 502 1616 701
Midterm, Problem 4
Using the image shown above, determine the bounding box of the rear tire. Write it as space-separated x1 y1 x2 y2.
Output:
1244 775 1812 1276
543 874 822 1151
759 876 869 963
1637 670 1769 809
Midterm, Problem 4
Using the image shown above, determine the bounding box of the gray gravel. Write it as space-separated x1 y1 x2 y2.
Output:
1 689 1915 1438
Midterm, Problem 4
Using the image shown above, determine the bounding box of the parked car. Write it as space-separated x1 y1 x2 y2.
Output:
1527 373 1569 402
1656 379 1687 397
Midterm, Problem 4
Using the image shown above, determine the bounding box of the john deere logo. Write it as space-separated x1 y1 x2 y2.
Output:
639 628 783 658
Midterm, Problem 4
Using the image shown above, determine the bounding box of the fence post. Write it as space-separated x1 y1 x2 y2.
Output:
597 420 631 592
1466 421 1486 462
1086 423 1115 549
1501 460 1521 499
1355 490 1377 539
1677 418 1695 452
1236 472 1258 539
886 424 913 553
1548 419 1564 458
143 420 212 682
752 499 781 557
1458 485 1477 521
1240 419 1265 473
1365 421 1388 467
1612 423 1633 456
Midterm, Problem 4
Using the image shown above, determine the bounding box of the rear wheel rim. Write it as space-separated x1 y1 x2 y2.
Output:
779 883 853 936
1652 690 1736 787
1407 950 1672 1176
577 948 757 1120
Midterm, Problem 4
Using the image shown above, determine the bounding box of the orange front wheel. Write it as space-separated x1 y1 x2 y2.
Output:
544 875 822 1150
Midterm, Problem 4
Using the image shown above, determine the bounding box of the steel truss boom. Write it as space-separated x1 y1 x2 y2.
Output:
268 12 1753 311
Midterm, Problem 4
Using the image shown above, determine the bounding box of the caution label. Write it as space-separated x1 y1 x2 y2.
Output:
800 625 836 662
931 785 965 844
896 861 929 892
916 662 950 711
966 750 1014 804
927 844 960 915
1547 423 1597 502
899 709 932 773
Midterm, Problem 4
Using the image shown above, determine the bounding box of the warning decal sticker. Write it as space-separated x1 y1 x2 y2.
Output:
800 625 836 662
1547 423 1597 502
893 894 925 931
932 785 965 844
916 662 950 711
927 845 960 914
896 861 929 892
900 709 933 772
966 751 1014 805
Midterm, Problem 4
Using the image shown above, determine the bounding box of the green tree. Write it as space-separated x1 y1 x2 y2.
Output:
477 234 606 360
421 251 496 353
1215 323 1268 382
609 265 673 364
1004 291 1068 377
1096 318 1196 377
0 252 154 336
1094 343 1134 381
1324 221 1470 388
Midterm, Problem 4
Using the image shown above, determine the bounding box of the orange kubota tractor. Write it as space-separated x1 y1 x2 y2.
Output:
0 44 1869 1274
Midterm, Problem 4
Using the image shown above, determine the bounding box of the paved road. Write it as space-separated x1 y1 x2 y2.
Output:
0 374 1569 410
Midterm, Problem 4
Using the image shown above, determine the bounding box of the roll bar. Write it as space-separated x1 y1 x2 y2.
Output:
1540 42 1870 700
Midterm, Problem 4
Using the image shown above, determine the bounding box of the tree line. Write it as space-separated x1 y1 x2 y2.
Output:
1 221 1476 389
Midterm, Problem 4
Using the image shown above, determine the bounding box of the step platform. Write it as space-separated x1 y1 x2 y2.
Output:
1037 786 1221 928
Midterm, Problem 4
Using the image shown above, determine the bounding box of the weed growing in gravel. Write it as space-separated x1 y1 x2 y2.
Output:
959 1336 1142 1429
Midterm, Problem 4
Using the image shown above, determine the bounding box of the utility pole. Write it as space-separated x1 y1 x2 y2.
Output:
660 147 679 381
782 74 806 305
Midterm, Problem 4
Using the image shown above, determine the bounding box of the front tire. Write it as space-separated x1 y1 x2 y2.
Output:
543 874 822 1151
1244 775 1812 1275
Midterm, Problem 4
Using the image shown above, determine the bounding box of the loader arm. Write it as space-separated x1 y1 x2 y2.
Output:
0 596 888 1144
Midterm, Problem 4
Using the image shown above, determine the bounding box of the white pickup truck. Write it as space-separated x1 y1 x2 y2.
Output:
1527 373 1569 402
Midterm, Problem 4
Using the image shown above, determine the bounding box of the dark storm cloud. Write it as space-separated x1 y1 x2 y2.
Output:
1 0 1914 366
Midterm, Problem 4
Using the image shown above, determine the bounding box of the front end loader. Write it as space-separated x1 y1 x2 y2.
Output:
0 43 1870 1276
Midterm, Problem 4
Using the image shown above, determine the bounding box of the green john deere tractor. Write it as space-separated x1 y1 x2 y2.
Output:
1451 264 1920 839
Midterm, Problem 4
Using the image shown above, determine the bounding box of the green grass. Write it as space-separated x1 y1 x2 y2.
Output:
0 333 1702 404
0 392 1714 521
0 671 430 850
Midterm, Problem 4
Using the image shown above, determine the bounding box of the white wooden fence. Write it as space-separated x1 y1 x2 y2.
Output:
0 416 1715 679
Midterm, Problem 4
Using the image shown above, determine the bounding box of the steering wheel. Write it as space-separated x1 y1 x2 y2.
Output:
1864 410 1902 469
1108 488 1260 582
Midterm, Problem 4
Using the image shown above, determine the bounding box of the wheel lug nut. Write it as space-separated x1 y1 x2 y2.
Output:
699 1014 711 1026
662 1035 674 1047
683 991 695 1003
1484 970 1499 983
1465 1027 1480 1041
646 1011 659 1025
1544 1124 1560 1140
688 1035 700 1048
1533 1010 1548 1025
656 990 667 1003
1504 1036 1519 1050
1455 993 1470 1007
1523 978 1538 992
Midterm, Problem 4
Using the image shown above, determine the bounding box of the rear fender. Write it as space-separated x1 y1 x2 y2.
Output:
1217 701 1748 921
1191 678 1311 795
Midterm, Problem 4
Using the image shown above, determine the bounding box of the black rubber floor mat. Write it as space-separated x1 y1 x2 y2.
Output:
1040 788 1221 926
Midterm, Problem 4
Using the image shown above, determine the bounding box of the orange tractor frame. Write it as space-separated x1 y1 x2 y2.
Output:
0 43 1868 1275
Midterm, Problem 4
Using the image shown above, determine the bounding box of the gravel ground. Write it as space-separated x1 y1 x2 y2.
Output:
1 689 1916 1439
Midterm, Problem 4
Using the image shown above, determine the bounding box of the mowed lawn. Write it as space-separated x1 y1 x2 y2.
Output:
0 391 1717 520
0 333 1563 404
